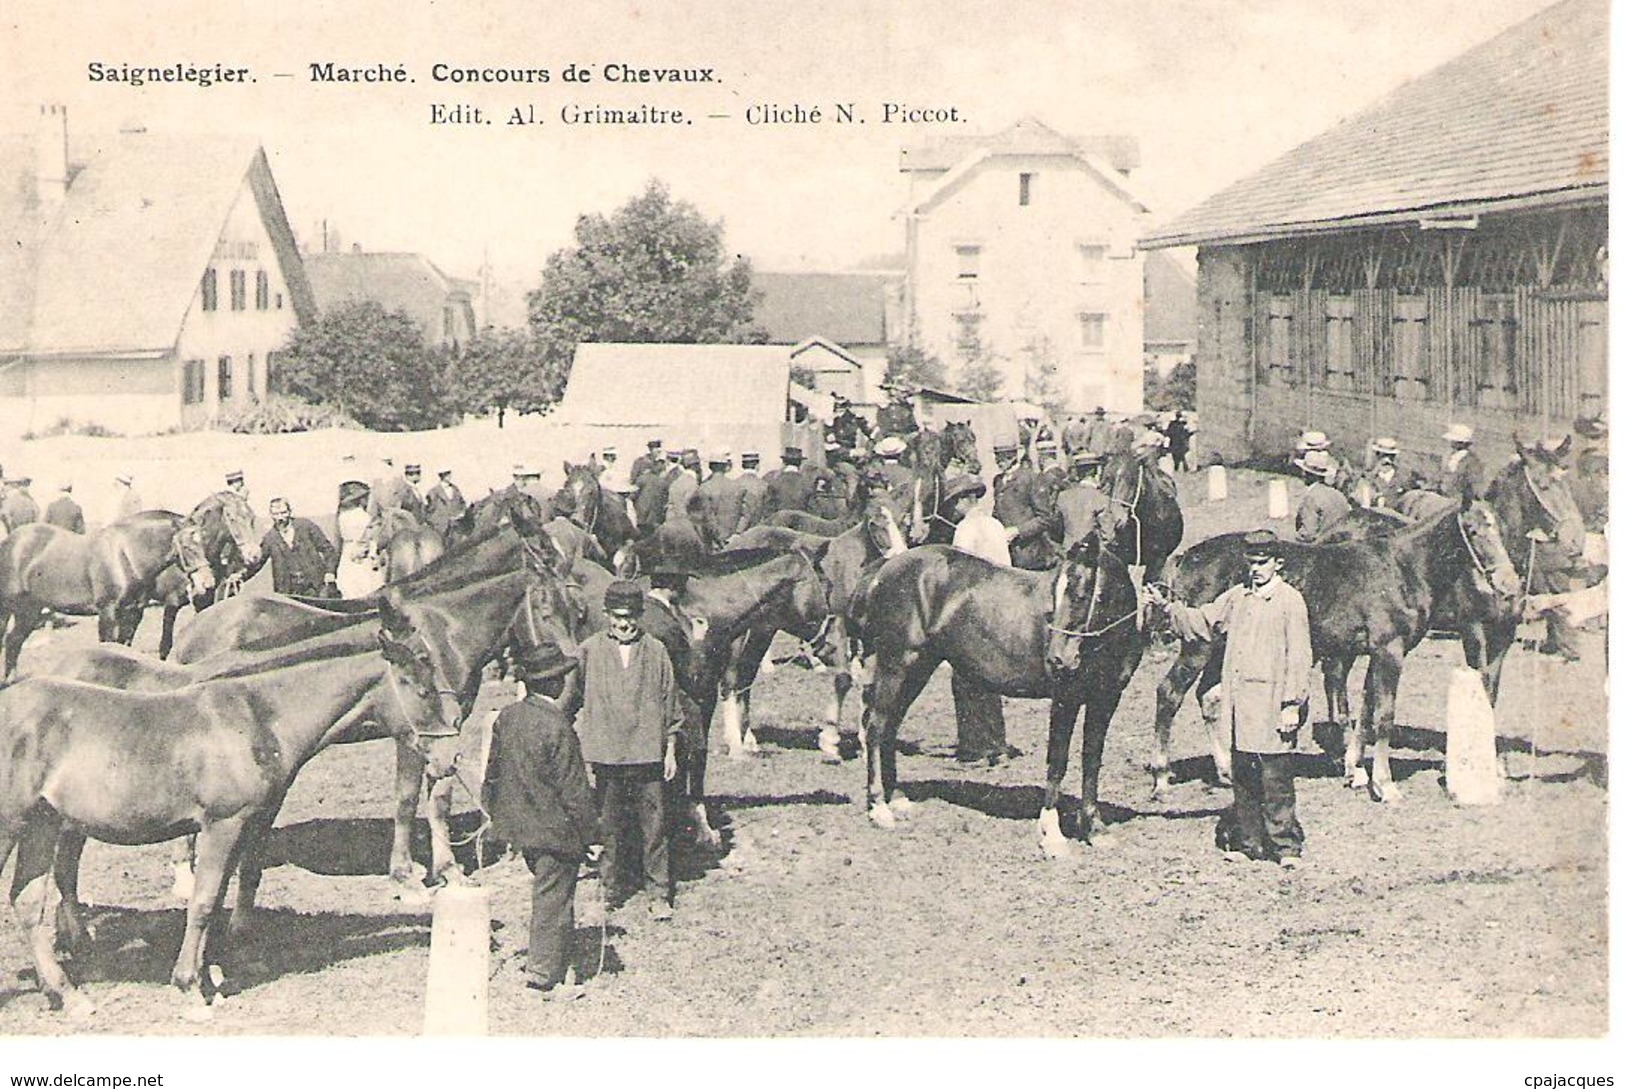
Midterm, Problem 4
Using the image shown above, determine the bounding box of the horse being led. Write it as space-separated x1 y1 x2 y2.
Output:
0 511 186 677
172 492 263 609
559 460 638 566
0 630 458 1018
1150 497 1519 802
1099 451 1184 581
903 422 982 545
853 539 1143 854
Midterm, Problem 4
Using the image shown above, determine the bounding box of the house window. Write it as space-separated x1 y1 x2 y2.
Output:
229 270 246 311
1079 312 1107 350
1077 244 1107 284
1324 297 1356 391
201 269 218 312
1019 173 1033 206
183 359 206 404
246 353 257 401
218 355 233 401
275 292 284 310
255 270 269 310
955 245 981 279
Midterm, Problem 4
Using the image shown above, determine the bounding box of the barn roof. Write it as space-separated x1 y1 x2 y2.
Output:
1142 0 1608 248
0 129 315 356
750 271 891 346
555 343 790 427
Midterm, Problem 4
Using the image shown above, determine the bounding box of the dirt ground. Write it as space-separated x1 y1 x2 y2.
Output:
0 469 1608 1037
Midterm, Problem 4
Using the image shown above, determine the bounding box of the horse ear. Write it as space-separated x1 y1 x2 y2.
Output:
563 461 575 474
1555 434 1572 460
1512 433 1529 461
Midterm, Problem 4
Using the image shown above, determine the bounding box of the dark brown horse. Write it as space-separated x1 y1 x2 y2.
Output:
171 491 263 609
0 511 187 677
1099 452 1184 581
904 421 982 545
0 632 456 1018
1150 498 1520 803
557 460 638 565
852 540 1144 853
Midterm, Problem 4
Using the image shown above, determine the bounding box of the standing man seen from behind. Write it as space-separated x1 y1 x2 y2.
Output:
694 450 745 550
0 477 39 533
256 498 339 597
1293 450 1351 543
945 475 1017 764
483 653 601 1002
424 467 468 536
112 474 143 522
45 483 85 534
1166 411 1194 473
1438 424 1485 503
574 581 684 921
734 450 769 534
1152 528 1312 869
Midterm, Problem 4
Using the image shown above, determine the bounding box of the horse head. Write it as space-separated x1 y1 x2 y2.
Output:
1505 436 1586 562
504 487 553 538
942 421 982 475
1047 536 1108 674
1456 497 1522 601
374 622 462 779
861 487 911 558
171 522 216 601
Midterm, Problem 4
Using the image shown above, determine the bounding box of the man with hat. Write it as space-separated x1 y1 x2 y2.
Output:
44 483 85 534
734 450 769 532
665 450 702 530
224 469 249 499
424 467 468 536
830 392 871 453
403 463 426 502
1079 406 1113 456
1571 414 1608 529
1438 424 1485 503
1151 528 1312 867
992 440 1057 570
1054 451 1114 555
0 476 38 533
1165 410 1194 473
764 445 816 515
112 474 143 522
254 497 339 597
574 581 683 920
875 381 920 441
598 445 634 496
870 435 914 492
1293 450 1350 543
630 438 666 488
630 451 675 531
941 474 1018 764
1360 438 1407 510
482 647 601 1000
364 456 425 553
694 450 746 550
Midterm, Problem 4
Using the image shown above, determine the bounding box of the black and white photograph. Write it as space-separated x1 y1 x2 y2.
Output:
0 0 1612 1077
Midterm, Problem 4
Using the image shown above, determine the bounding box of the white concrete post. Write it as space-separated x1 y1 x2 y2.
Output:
423 884 490 1035
1267 479 1290 520
1206 465 1228 502
1446 667 1500 805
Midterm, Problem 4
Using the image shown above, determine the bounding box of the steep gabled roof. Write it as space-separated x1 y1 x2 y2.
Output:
305 251 470 317
1 131 314 356
1143 251 1198 346
1143 0 1607 248
557 343 790 427
751 271 891 346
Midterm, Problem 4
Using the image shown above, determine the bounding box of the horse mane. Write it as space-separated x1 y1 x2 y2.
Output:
386 519 526 595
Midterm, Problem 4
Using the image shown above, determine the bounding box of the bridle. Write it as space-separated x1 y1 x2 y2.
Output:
1454 509 1516 599
1046 554 1138 641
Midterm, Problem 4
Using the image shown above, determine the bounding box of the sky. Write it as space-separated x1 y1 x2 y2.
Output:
2 0 1567 313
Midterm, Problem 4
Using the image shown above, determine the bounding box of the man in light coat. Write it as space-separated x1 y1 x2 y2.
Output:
1152 529 1313 867
1293 450 1351 542
946 475 1016 764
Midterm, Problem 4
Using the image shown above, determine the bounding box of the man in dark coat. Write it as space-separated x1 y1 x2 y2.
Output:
44 484 85 534
424 468 468 536
764 446 817 514
1165 411 1194 472
0 477 39 533
483 656 601 999
255 498 339 596
694 451 746 550
632 451 677 531
1438 424 1486 502
735 450 769 533
875 383 919 441
629 438 666 488
992 442 1056 570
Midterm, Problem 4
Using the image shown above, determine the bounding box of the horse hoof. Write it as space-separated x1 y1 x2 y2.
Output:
1039 830 1074 860
1150 777 1171 802
170 868 195 902
868 803 896 829
889 794 916 819
180 1001 215 1024
63 992 97 1022
1346 767 1370 791
1371 780 1403 804
742 731 761 754
391 882 434 909
1087 828 1119 850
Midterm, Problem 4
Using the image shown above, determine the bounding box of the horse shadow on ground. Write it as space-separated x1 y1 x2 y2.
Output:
1309 720 1607 790
0 903 432 1005
902 779 1225 834
748 723 923 759
259 811 496 881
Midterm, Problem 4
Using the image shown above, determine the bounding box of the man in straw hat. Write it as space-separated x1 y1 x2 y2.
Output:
1361 437 1407 510
1293 449 1350 543
574 580 683 921
1148 528 1312 869
1438 424 1485 503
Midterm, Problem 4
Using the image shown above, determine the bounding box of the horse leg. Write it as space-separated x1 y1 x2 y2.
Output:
158 603 179 660
389 738 428 892
169 836 196 900
686 695 723 849
1075 655 1137 846
228 791 290 939
1151 639 1207 799
1039 698 1082 859
1365 644 1406 803
172 815 250 1017
719 635 757 761
52 828 96 954
823 670 852 763
4 603 44 679
1195 647 1230 787
426 775 464 885
863 657 935 827
10 812 91 1017
1321 656 1361 789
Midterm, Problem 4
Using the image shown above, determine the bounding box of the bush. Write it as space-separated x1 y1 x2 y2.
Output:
22 417 121 439
212 395 362 434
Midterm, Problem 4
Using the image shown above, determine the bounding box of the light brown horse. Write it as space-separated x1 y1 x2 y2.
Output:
0 511 186 676
0 636 457 1018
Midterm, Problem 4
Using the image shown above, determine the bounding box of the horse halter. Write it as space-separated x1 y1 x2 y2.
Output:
1046 555 1137 641
379 629 465 740
1454 510 1515 599
1520 463 1583 551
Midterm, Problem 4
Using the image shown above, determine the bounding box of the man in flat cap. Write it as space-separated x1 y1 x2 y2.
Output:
574 581 683 920
1150 528 1312 868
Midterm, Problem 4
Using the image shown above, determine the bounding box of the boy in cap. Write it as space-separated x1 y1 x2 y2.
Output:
1149 529 1312 868
483 652 601 1000
574 581 684 920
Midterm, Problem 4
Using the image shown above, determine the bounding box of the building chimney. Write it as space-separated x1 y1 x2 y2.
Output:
34 104 69 212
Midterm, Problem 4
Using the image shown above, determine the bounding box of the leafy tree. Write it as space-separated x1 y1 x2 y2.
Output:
1144 357 1196 412
442 326 567 427
275 300 454 431
527 179 760 382
950 312 1003 401
1021 333 1065 415
883 341 949 391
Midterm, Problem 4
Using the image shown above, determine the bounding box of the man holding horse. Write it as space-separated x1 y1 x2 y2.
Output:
1054 451 1114 554
424 467 468 536
1150 528 1312 869
1438 424 1486 502
253 498 339 597
942 475 1019 765
870 436 913 491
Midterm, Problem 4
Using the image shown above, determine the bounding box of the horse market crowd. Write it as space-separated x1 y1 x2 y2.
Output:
0 382 1608 1019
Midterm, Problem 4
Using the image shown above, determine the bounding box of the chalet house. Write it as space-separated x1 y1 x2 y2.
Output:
1141 0 1607 466
304 248 479 351
901 117 1150 414
751 270 899 403
0 110 315 434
